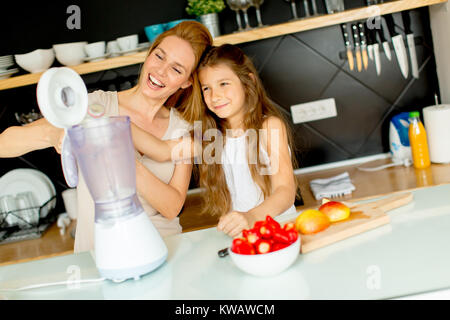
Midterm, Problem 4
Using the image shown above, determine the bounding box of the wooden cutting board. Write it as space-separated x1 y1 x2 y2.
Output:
292 192 413 254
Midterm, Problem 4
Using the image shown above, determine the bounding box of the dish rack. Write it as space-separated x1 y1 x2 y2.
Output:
0 195 57 244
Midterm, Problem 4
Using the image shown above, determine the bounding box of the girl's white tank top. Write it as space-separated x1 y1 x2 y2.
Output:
221 133 296 216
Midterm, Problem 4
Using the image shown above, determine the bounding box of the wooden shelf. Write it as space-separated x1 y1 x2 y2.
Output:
0 0 446 91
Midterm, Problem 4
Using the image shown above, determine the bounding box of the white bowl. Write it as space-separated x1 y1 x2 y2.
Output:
53 41 88 66
14 49 55 73
84 41 106 58
116 34 138 51
229 237 301 277
107 40 121 56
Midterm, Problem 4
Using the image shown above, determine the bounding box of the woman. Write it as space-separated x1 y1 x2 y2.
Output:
0 21 213 253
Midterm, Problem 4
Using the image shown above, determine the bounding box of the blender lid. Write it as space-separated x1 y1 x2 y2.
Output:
36 67 88 129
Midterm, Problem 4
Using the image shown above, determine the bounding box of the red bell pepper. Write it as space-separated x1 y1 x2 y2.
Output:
283 222 295 232
259 223 273 239
265 215 281 231
255 239 272 254
272 229 291 244
231 238 256 255
271 242 290 252
286 229 299 243
253 221 264 233
243 228 260 244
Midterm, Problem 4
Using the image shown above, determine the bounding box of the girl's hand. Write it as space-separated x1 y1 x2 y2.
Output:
217 211 257 238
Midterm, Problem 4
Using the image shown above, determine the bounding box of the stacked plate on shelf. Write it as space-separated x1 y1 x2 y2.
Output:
0 55 18 79
0 168 57 219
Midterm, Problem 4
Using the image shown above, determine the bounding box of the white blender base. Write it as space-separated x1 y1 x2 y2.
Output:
95 211 168 281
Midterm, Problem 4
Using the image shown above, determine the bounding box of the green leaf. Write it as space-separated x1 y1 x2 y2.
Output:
185 0 226 16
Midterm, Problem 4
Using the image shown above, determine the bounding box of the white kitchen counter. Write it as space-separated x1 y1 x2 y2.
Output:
1 183 450 300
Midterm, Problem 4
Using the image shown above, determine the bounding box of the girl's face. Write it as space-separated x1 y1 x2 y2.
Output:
199 63 246 125
140 35 195 101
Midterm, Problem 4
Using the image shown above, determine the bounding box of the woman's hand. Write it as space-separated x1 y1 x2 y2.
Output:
217 211 257 238
51 128 65 154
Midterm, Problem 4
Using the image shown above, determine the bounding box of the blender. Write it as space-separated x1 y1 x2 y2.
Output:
36 67 168 281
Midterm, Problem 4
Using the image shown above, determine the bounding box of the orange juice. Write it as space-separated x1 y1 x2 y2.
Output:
408 111 431 169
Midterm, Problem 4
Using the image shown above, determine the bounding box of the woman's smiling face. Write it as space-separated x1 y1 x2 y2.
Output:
140 35 196 101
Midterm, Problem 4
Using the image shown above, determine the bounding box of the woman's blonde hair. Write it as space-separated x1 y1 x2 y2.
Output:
197 44 299 217
138 20 213 123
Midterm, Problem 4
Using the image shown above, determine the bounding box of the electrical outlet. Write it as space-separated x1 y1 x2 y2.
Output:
290 98 337 124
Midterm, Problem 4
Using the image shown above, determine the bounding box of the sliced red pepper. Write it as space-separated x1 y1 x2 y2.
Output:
283 222 295 232
255 239 272 254
265 215 281 230
272 229 291 244
286 229 299 243
253 220 264 232
244 229 260 245
231 238 256 255
259 223 273 239
271 242 290 252
231 238 246 252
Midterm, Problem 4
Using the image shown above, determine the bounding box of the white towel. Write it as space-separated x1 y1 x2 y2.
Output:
309 172 356 200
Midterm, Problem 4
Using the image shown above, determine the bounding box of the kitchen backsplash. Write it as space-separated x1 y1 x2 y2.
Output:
0 0 440 192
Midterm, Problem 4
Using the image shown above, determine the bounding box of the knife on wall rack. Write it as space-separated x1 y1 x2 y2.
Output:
341 23 354 71
372 27 382 76
366 24 374 61
351 23 362 72
385 14 409 79
376 20 392 61
401 10 419 79
358 22 369 70
366 26 381 75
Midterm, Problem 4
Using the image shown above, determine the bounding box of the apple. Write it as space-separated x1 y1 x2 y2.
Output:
295 209 330 235
318 201 350 222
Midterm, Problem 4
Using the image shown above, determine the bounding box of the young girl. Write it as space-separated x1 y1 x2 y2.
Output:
132 44 299 238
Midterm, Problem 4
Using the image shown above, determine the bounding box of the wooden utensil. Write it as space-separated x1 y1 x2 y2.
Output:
295 192 413 254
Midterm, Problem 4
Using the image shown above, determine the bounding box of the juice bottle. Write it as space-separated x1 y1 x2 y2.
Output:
408 111 431 169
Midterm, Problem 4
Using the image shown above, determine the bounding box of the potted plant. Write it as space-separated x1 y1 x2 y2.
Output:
185 0 226 38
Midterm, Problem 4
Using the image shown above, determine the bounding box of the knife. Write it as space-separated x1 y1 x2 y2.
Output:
366 27 381 75
376 20 392 61
366 24 374 61
372 29 381 76
401 11 419 79
358 22 369 70
351 23 362 72
385 14 409 78
341 23 354 71
373 44 381 75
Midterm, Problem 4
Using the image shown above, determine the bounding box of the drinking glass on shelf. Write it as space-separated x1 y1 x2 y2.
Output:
227 0 244 32
310 0 320 16
237 0 253 30
302 0 310 17
324 0 345 14
249 0 265 28
283 0 299 20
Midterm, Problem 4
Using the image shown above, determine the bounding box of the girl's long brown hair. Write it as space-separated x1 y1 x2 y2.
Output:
198 44 299 217
137 21 213 123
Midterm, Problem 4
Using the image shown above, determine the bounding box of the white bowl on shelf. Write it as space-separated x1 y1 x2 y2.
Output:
229 237 301 277
84 41 106 60
53 41 88 66
116 34 138 51
14 49 55 73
